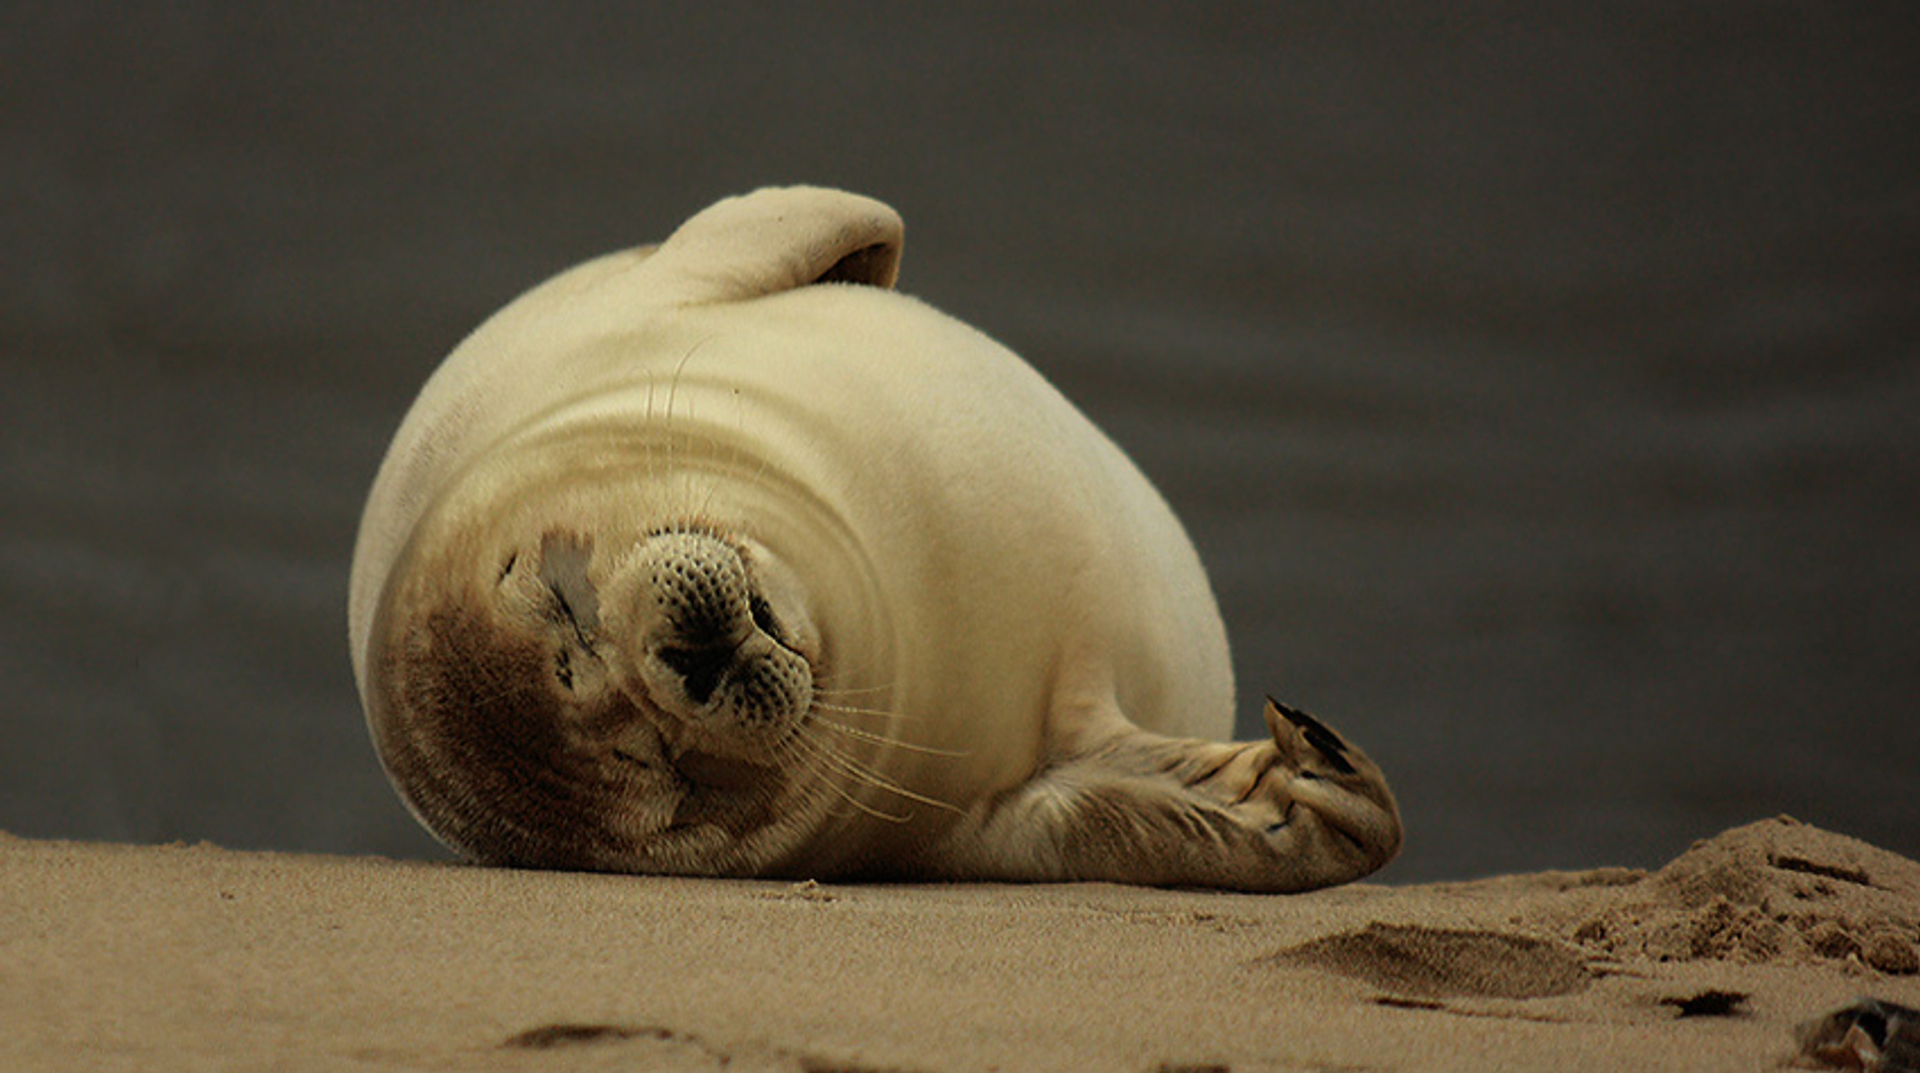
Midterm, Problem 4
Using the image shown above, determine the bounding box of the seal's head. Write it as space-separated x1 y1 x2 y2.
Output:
366 484 835 875
352 186 918 878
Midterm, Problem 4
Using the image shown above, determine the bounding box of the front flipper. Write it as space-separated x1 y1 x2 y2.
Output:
927 698 1402 892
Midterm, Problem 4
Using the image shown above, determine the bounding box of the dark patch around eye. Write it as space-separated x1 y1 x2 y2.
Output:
538 532 600 641
547 586 596 651
382 598 642 871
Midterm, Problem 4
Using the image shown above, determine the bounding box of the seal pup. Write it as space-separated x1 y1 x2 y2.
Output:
349 186 1401 891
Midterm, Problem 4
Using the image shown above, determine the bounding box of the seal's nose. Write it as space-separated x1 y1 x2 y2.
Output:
657 639 736 705
613 530 813 746
642 530 755 650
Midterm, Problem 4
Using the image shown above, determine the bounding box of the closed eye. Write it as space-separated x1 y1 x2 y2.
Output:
612 748 659 772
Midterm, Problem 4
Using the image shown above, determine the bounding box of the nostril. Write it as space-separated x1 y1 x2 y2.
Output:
747 594 781 641
657 644 734 706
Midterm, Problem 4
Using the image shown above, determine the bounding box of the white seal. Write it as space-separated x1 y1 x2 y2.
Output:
349 186 1401 891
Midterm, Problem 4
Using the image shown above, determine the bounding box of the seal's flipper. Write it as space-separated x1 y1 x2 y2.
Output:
923 699 1402 892
641 186 904 305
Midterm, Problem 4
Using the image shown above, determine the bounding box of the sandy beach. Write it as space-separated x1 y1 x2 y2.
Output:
5 815 1915 1072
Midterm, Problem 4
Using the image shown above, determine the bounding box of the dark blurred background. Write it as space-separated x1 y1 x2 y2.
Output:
3 3 1915 882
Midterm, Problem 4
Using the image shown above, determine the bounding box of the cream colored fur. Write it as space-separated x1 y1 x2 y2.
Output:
350 186 1399 890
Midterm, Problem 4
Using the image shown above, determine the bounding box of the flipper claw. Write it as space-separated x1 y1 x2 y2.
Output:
1264 695 1358 775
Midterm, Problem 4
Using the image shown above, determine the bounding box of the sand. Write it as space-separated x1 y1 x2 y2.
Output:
4 816 1916 1072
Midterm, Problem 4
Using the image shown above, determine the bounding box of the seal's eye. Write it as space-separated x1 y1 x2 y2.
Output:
748 593 780 641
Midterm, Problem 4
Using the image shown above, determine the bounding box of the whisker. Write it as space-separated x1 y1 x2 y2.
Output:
810 716 971 758
784 733 913 823
795 728 964 815
766 734 862 822
643 374 674 487
665 339 705 428
810 681 899 699
811 704 933 731
661 339 708 496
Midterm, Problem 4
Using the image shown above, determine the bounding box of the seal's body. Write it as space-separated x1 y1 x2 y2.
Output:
350 187 1400 891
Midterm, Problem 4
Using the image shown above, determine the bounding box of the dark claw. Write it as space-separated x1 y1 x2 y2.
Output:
1266 695 1357 775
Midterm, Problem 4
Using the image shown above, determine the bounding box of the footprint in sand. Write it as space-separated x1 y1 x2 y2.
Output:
1268 923 1592 1000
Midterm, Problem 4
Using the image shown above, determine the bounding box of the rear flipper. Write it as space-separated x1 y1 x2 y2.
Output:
928 698 1402 892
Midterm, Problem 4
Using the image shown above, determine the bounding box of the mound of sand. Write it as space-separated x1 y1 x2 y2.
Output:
1527 816 1920 973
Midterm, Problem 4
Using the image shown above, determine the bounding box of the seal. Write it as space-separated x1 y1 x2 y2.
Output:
349 186 1402 891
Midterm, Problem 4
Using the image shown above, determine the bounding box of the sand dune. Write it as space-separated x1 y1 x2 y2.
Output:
5 816 1916 1071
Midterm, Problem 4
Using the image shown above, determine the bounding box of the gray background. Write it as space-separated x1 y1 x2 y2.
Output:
3 3 1915 882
